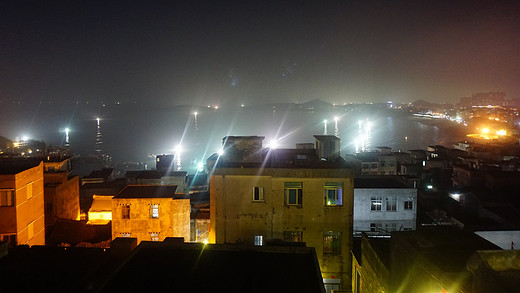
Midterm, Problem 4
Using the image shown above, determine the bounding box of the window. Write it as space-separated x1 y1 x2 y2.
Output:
404 199 413 210
370 197 382 211
284 231 303 242
150 232 159 241
370 223 382 232
0 189 14 207
284 182 302 206
254 235 263 246
27 222 34 239
26 182 33 199
386 197 397 211
1 234 16 246
380 160 385 167
385 223 397 232
362 163 370 169
121 233 131 237
323 231 341 254
370 162 378 169
122 204 130 219
149 204 159 219
324 182 343 206
389 161 395 166
253 187 264 202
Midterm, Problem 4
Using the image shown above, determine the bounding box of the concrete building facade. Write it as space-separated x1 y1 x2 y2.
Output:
0 161 45 246
111 185 190 244
353 177 417 236
209 135 355 291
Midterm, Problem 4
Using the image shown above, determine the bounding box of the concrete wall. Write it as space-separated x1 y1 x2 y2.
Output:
210 167 354 289
353 188 417 235
44 173 80 226
0 163 45 246
112 197 190 244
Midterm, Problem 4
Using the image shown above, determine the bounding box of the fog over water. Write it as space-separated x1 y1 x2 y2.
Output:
1 102 467 172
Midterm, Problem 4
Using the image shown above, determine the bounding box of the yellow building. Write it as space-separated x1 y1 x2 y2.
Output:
111 185 190 244
209 136 354 291
87 195 114 224
0 160 45 246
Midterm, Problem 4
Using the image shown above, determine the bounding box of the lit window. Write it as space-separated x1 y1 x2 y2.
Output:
253 187 264 202
370 197 382 211
323 231 341 254
324 182 342 206
0 189 14 207
386 197 397 211
121 233 131 237
122 205 130 219
284 231 303 242
284 182 302 206
404 199 413 210
149 204 159 219
254 235 263 246
150 232 159 241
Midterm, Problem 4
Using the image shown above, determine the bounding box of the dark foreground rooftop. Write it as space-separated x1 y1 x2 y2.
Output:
0 239 324 293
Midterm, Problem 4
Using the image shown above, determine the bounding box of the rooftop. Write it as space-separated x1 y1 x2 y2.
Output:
114 185 185 199
354 176 411 188
0 159 42 175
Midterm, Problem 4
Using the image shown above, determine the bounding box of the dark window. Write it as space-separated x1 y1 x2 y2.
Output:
253 187 264 201
0 190 14 207
386 197 397 211
1 234 16 246
122 205 130 219
323 231 341 254
404 200 413 210
284 182 302 206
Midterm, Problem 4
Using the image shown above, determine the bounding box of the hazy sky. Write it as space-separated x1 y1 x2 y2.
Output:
1 0 519 105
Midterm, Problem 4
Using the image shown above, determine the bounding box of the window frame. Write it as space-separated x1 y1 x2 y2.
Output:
149 204 159 219
404 199 414 210
253 186 265 202
386 196 397 211
324 182 343 206
284 182 303 206
0 189 15 207
370 196 382 211
254 235 263 246
150 232 159 241
284 231 303 242
323 231 342 255
122 204 130 219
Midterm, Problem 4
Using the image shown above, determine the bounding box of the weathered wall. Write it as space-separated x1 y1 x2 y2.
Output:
112 197 190 244
210 167 354 289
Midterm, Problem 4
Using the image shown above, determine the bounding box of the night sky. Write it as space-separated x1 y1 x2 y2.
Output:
1 0 519 105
